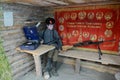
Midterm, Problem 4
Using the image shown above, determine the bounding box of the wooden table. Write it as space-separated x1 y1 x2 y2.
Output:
16 45 55 77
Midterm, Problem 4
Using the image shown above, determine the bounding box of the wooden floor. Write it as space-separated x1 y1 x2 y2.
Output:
18 63 116 80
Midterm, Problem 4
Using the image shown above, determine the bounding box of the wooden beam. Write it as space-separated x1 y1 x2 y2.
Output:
42 1 57 6
54 1 120 9
68 0 85 3
0 0 16 3
45 0 69 5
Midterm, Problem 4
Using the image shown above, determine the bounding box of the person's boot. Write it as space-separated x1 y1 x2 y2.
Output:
44 71 50 80
44 58 52 72
43 58 52 79
51 61 59 76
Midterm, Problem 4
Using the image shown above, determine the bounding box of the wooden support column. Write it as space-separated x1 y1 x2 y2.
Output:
33 55 42 77
75 59 81 73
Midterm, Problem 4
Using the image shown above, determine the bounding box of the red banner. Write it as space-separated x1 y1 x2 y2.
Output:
55 5 120 54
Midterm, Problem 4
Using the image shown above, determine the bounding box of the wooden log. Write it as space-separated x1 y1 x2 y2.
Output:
8 53 32 64
5 50 18 57
0 29 22 36
0 25 22 31
3 39 26 52
12 61 34 75
3 37 25 47
2 33 24 41
11 57 33 70
4 45 16 52
13 65 34 80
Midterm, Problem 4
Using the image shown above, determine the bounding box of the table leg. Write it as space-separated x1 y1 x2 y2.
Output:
33 55 42 77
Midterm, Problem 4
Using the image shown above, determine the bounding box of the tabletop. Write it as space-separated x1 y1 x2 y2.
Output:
16 45 55 56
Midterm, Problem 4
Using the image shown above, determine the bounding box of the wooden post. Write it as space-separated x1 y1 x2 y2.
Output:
33 55 42 77
75 59 81 73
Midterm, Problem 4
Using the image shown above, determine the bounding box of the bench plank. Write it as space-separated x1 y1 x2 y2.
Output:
59 50 120 65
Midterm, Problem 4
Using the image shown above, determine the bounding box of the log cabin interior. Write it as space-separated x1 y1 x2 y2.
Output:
0 0 120 80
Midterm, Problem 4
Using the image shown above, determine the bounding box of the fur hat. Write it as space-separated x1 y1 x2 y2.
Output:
45 17 55 25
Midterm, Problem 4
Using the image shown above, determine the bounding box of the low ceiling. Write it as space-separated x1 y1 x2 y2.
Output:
0 0 120 7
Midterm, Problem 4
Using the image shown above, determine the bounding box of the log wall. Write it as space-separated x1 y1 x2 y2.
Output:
0 3 46 80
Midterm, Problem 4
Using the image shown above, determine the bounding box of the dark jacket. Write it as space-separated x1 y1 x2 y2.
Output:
39 29 62 50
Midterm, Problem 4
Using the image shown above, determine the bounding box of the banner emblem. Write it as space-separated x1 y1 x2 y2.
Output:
71 13 77 20
104 12 112 21
88 12 94 19
72 30 79 37
67 33 72 39
96 12 103 20
83 32 89 38
104 29 112 37
59 25 64 31
60 32 66 38
59 17 64 23
64 13 70 20
78 11 86 20
90 34 97 41
106 21 114 29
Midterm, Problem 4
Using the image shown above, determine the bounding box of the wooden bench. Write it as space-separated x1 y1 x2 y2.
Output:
59 50 120 73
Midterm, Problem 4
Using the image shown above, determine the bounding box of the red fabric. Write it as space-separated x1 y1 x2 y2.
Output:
55 6 120 53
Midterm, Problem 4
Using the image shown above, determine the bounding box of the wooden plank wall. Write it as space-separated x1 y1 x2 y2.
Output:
0 3 46 80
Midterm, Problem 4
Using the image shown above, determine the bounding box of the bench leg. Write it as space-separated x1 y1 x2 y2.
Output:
33 55 42 77
75 59 81 73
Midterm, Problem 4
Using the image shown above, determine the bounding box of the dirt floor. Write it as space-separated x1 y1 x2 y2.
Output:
18 63 116 80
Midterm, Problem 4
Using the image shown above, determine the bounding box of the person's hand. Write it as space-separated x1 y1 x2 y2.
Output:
59 49 66 53
40 40 44 44
62 45 73 51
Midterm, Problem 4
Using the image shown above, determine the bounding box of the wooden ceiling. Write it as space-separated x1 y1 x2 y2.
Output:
0 0 120 7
